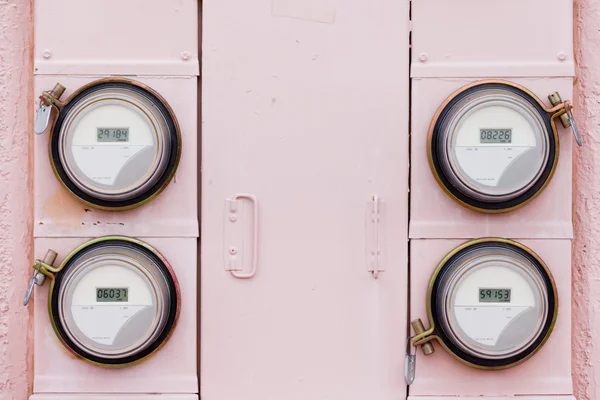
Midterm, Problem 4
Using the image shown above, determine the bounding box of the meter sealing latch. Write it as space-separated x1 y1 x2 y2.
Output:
404 337 417 385
405 319 436 385
23 250 58 306
548 91 582 147
35 83 65 135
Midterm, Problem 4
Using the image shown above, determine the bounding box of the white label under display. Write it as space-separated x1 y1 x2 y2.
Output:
71 304 149 345
71 145 151 185
454 305 530 345
454 146 531 186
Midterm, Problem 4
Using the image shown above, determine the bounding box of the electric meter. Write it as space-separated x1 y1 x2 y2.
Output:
409 238 557 373
428 80 581 213
34 79 181 210
23 237 180 367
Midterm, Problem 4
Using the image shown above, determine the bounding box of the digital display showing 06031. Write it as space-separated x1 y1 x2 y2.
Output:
96 287 128 302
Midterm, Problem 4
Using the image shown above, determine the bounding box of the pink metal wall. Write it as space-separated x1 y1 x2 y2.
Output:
0 1 600 400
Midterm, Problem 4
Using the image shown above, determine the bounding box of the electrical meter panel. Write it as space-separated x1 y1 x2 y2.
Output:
411 0 573 79
29 237 196 394
34 0 198 76
410 77 575 239
34 76 198 238
408 239 573 398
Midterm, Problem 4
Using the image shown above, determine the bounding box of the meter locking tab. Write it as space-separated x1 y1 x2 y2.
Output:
35 83 65 135
548 91 582 147
23 250 58 306
404 337 417 385
411 319 435 355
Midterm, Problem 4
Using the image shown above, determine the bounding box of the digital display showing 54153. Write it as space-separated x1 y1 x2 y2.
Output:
479 288 511 303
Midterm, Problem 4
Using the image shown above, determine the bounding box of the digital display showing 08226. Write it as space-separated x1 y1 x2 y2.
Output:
479 128 512 144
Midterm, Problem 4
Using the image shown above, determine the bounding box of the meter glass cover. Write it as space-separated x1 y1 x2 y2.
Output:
430 82 556 211
52 239 179 365
431 240 556 367
52 80 180 209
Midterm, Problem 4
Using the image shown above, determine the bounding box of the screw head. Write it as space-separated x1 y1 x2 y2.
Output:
229 215 237 222
557 52 566 61
181 52 191 61
229 247 237 255
42 50 52 59
419 53 428 62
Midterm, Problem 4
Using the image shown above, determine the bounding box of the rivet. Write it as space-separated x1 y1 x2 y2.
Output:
419 53 428 63
42 50 52 59
181 52 191 61
557 52 566 61
229 247 237 255
229 215 237 222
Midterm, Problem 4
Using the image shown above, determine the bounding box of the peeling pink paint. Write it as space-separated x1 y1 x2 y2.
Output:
0 1 34 400
573 0 600 399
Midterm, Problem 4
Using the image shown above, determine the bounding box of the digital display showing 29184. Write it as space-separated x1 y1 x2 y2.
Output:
97 128 129 142
480 128 512 144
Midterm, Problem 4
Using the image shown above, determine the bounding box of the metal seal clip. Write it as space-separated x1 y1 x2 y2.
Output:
548 92 582 147
404 336 417 385
23 250 57 306
34 83 65 135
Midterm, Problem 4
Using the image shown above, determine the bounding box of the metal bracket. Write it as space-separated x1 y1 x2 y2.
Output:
23 250 58 306
34 83 65 135
365 195 386 279
548 91 582 147
224 193 259 279
404 337 417 385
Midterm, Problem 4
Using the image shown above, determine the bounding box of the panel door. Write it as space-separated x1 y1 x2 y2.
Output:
201 0 410 398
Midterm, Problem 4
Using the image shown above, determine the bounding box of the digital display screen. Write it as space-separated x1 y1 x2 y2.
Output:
479 288 511 303
480 129 512 144
97 128 129 142
96 288 128 302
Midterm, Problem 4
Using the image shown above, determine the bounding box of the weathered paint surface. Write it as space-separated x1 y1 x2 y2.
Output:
0 0 34 400
573 0 600 399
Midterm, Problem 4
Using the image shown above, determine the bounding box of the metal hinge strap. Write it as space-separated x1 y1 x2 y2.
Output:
366 195 386 279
